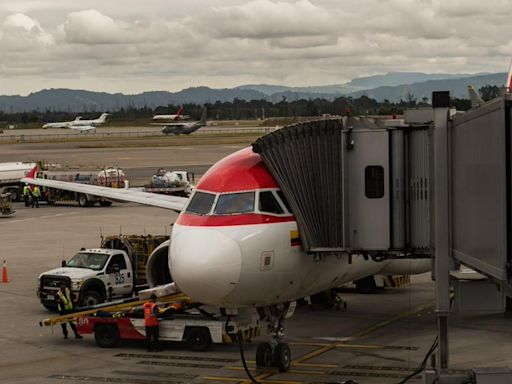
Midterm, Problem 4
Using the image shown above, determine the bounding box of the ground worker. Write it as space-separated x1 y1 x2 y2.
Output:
143 294 160 352
57 283 82 340
31 185 41 208
22 184 30 207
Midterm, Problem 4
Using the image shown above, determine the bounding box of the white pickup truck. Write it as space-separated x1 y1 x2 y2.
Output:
38 249 136 310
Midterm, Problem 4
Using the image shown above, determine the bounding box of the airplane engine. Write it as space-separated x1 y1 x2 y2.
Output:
145 240 173 287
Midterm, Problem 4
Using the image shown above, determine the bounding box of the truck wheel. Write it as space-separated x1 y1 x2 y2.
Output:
42 303 58 312
94 324 120 348
186 327 212 352
355 275 377 294
99 201 112 207
81 290 103 307
78 194 90 207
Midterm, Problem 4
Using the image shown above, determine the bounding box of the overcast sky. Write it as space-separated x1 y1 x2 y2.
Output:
0 0 511 95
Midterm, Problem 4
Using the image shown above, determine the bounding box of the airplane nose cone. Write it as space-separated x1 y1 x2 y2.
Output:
170 228 242 304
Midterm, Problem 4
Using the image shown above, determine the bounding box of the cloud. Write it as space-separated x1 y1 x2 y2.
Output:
0 0 511 95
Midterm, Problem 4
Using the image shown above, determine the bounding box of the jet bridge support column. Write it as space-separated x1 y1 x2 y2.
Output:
432 92 452 375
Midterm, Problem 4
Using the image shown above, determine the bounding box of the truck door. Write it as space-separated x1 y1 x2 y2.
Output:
106 253 133 297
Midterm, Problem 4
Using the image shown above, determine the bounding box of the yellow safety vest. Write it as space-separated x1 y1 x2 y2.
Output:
57 288 73 311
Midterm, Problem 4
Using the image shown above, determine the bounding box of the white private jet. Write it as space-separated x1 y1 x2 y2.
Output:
22 143 430 372
152 105 190 121
42 113 110 133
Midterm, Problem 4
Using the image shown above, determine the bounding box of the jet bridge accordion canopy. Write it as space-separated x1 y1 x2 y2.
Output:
252 119 345 253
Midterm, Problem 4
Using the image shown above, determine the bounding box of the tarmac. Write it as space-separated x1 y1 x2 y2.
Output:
1 137 512 384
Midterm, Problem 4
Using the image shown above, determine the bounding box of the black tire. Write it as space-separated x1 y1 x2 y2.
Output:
99 201 112 207
274 343 291 372
94 324 120 348
80 290 103 307
185 327 212 352
78 193 89 207
42 303 58 312
355 275 377 294
255 342 273 367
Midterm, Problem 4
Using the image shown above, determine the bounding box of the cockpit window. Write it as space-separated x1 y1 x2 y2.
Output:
259 191 284 214
214 192 255 215
276 190 292 213
186 191 216 215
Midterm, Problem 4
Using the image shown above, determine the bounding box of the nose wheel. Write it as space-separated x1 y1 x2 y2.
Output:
255 303 293 372
256 341 291 372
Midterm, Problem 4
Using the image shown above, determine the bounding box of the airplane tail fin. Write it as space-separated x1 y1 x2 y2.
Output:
174 106 184 121
98 113 109 123
26 165 39 179
467 85 483 108
507 60 512 92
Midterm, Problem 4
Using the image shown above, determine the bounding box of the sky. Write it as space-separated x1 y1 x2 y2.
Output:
0 0 511 95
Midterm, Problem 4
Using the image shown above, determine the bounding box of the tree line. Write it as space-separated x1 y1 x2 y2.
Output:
0 85 501 124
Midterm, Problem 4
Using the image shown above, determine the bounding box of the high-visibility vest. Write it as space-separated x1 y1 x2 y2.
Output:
57 288 73 311
33 187 41 198
23 186 30 196
143 302 158 327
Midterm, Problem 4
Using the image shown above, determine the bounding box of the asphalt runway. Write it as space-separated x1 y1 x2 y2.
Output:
1 140 512 383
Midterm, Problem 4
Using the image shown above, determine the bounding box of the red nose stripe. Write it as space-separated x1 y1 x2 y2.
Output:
176 212 295 227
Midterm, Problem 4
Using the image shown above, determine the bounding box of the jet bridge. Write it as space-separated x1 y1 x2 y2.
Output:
252 116 431 257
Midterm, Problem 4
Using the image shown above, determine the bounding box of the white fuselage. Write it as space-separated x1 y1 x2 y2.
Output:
169 220 430 308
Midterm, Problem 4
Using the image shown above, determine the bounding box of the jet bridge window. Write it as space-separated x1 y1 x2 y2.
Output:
186 191 216 215
259 191 284 214
214 192 255 215
365 166 384 199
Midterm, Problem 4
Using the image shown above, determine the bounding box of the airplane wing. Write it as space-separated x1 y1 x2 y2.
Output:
70 125 95 132
151 123 187 127
20 176 187 211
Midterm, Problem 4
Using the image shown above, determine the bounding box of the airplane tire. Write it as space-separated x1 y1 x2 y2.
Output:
273 343 291 372
95 324 120 348
255 342 273 367
186 327 212 352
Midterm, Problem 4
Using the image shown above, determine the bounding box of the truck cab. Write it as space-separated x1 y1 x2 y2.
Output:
38 249 134 310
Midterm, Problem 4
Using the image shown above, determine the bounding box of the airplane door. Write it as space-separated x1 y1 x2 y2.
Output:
346 129 390 250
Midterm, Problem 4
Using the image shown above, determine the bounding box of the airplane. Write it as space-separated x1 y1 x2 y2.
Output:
467 85 483 108
156 108 207 135
21 138 430 372
42 116 82 129
152 105 190 121
42 113 110 132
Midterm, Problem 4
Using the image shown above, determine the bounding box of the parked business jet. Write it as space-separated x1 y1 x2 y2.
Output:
42 116 82 129
42 113 109 132
156 108 207 135
152 105 190 121
22 146 429 372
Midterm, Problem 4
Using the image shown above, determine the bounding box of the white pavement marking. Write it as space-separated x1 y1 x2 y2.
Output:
0 211 78 224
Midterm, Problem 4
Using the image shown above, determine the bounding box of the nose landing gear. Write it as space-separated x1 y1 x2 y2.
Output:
255 303 292 372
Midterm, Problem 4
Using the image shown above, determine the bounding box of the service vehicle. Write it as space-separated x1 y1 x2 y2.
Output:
0 192 15 217
142 169 194 197
37 235 168 310
36 164 127 207
0 161 36 201
77 306 259 351
39 292 260 352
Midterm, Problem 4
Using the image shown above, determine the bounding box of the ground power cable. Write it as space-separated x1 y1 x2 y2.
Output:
236 330 261 384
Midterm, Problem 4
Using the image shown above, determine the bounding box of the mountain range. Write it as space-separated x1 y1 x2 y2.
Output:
0 72 506 113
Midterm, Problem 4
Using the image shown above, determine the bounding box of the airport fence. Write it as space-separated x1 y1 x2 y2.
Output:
0 126 278 144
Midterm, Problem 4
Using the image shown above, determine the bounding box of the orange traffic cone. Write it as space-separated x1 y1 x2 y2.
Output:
2 260 9 283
